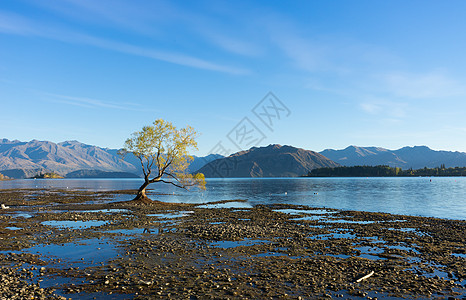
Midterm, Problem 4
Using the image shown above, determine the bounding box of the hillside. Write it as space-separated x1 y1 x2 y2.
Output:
0 139 222 178
3 139 465 179
0 139 137 176
307 165 466 177
197 144 340 177
186 154 224 173
66 170 140 178
320 145 466 169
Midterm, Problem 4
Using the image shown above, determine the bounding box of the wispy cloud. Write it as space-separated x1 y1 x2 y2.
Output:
201 31 261 57
30 0 174 36
0 10 249 75
380 71 466 99
0 11 38 36
51 0 156 29
29 0 263 59
80 35 249 74
270 30 333 73
44 93 149 111
359 98 409 126
266 16 400 77
360 99 408 118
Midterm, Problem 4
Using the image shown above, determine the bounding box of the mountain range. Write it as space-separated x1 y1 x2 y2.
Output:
0 139 137 176
319 145 466 169
1 139 466 178
0 139 221 178
197 144 339 177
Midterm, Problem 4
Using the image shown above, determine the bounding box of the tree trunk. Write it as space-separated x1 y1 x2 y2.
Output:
133 180 153 204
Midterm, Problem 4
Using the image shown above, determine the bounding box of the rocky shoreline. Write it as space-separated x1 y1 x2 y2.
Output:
0 188 465 299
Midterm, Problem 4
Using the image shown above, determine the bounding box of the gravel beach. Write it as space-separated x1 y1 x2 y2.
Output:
0 188 465 299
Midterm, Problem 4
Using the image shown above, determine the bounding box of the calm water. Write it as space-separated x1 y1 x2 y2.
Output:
1 177 465 220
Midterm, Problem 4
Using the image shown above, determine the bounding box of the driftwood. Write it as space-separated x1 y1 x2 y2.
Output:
356 271 375 283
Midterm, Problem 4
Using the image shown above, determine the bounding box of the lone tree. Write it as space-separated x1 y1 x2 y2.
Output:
119 119 206 204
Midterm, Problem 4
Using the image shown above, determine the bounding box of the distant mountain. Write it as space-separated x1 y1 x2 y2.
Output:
0 139 138 176
0 139 223 179
187 154 224 173
105 150 222 174
66 170 140 178
320 146 404 167
320 145 466 169
197 144 340 177
5 138 464 179
0 168 52 179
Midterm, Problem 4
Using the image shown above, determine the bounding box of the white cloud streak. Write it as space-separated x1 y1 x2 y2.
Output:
360 99 408 118
200 31 261 57
56 0 262 57
270 31 332 73
381 71 466 99
265 14 465 105
44 93 149 112
0 10 249 75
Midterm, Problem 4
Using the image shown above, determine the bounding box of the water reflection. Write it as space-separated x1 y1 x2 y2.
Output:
42 220 109 229
24 238 118 267
1 177 465 219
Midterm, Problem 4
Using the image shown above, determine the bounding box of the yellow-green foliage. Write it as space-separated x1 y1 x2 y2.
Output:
43 173 64 179
33 172 64 179
119 119 206 190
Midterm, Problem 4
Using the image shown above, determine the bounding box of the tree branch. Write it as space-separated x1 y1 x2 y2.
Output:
158 179 188 190
156 148 161 174
165 174 200 188
137 155 147 178
148 154 156 176
161 160 172 175
165 172 179 181
148 175 162 184
145 155 152 177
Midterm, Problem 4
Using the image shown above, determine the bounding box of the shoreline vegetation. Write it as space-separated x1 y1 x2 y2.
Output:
28 172 64 179
0 188 464 299
4 165 466 180
305 165 466 177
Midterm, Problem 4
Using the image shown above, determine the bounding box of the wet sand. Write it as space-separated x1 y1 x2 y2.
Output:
0 188 465 299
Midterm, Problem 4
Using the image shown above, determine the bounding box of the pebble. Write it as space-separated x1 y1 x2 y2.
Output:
0 189 463 299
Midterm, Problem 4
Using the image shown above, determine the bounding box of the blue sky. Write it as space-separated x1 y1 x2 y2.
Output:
1 0 466 155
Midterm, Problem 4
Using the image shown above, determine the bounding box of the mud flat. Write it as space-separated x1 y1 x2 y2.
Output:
0 188 465 299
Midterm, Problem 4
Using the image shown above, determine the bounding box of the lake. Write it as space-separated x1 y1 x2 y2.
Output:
1 177 465 220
